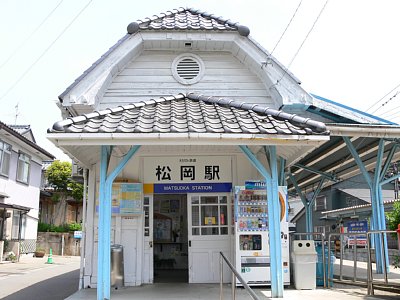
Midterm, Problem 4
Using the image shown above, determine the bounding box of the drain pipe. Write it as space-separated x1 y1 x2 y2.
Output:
79 168 88 290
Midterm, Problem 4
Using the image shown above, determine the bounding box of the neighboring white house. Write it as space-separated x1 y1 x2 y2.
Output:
0 122 54 260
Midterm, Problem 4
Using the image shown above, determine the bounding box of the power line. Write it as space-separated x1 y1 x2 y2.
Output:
377 105 400 120
270 0 303 56
366 82 400 114
372 90 400 115
0 0 93 102
273 0 329 86
0 0 64 70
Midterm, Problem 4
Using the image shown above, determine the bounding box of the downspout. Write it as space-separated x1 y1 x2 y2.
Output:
79 168 88 290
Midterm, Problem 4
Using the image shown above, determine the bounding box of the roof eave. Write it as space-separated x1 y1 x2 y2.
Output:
48 132 329 147
0 122 55 160
327 123 400 138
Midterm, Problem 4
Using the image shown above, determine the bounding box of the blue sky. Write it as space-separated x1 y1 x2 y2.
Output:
1 0 400 160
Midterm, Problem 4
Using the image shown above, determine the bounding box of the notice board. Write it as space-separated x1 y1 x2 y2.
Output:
96 182 143 215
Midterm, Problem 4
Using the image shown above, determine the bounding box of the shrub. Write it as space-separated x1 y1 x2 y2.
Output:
38 222 81 232
38 222 51 232
67 222 82 231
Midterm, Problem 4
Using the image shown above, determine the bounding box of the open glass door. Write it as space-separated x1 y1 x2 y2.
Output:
188 194 231 283
143 195 153 283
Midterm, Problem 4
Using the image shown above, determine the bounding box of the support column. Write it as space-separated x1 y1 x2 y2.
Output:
343 137 392 273
288 173 326 235
289 155 337 236
239 145 283 298
268 146 283 298
97 145 141 300
279 157 287 186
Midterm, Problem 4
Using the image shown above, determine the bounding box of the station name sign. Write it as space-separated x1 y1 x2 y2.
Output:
143 156 232 183
154 182 232 194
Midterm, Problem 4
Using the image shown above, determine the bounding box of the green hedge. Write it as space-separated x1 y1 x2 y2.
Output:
38 222 82 232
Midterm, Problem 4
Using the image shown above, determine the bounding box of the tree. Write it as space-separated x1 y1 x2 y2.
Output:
46 161 83 225
386 201 400 232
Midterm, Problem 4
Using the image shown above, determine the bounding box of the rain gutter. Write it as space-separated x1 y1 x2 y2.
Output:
47 132 329 146
327 124 400 138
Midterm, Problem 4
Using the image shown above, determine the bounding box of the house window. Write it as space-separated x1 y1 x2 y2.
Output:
314 196 327 211
191 195 228 236
11 210 26 240
0 140 11 176
17 152 31 184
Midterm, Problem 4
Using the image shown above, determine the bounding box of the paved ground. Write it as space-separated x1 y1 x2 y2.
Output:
65 258 400 300
0 255 80 299
64 282 399 300
1 255 399 300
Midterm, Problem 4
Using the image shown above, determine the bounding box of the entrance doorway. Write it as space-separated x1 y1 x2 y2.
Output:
153 194 188 283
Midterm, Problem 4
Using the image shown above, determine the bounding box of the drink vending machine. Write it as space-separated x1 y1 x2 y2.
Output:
234 184 290 286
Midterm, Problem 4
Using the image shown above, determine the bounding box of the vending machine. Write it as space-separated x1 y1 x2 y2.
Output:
234 182 290 286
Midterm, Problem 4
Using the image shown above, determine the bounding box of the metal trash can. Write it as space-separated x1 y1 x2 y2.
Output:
111 244 124 288
291 240 317 290
316 244 336 287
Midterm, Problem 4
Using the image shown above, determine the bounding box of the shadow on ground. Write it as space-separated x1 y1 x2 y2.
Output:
2 269 79 300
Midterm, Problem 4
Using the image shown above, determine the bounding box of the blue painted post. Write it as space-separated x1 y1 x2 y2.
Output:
268 146 283 297
380 145 398 182
343 137 389 274
288 173 313 235
239 145 283 298
372 139 386 273
97 145 141 300
305 204 313 234
97 146 110 300
279 157 286 186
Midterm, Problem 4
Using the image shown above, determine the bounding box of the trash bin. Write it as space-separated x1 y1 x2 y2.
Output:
291 240 317 290
111 244 124 288
316 244 336 287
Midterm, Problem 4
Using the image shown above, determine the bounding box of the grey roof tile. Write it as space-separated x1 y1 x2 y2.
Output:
130 8 249 36
49 93 329 137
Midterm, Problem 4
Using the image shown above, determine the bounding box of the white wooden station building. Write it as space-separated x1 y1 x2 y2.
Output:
47 7 395 299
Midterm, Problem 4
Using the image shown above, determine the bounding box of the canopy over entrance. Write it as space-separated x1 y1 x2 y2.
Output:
48 92 330 167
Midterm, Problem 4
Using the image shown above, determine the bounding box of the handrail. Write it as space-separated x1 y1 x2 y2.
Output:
219 252 260 300
327 232 367 286
327 230 398 296
366 230 397 295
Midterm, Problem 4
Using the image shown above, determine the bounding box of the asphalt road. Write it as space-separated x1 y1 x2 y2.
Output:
2 269 79 300
0 255 81 300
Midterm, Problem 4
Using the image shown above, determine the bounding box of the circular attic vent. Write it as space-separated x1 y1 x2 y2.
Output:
172 54 204 85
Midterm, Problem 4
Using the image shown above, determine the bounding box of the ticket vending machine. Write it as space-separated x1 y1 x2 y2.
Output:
234 183 290 286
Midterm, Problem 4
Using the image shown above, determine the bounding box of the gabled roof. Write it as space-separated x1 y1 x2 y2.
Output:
127 7 250 36
0 121 55 160
59 7 250 103
49 93 328 136
8 124 36 143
